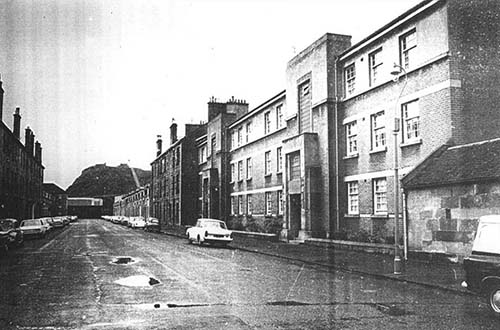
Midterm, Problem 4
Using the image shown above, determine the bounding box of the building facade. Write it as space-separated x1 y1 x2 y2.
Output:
151 122 206 228
227 91 287 234
0 79 44 220
67 197 103 218
41 183 68 217
113 185 150 218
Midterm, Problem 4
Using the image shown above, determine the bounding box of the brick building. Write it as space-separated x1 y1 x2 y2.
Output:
41 183 68 217
151 121 206 227
227 91 286 234
197 97 248 222
0 78 44 220
337 0 500 243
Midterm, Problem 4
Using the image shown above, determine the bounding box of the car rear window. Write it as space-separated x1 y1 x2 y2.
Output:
473 222 500 255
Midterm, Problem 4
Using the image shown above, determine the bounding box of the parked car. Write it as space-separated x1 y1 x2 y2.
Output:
50 217 65 228
19 218 50 238
129 217 146 229
0 218 24 252
462 215 500 317
144 218 160 232
186 218 233 246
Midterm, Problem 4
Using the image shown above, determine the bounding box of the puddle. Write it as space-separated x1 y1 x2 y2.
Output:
111 256 137 265
266 301 310 306
115 275 161 287
132 302 210 310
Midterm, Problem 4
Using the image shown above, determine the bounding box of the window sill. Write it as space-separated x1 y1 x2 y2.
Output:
372 213 388 219
344 213 360 218
264 173 272 178
343 153 359 160
400 138 422 148
369 147 387 155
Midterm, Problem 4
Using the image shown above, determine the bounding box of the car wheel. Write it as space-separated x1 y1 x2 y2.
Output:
197 235 203 246
488 285 500 316
187 233 192 244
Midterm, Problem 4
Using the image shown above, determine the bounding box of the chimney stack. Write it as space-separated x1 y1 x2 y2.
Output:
156 135 163 157
25 127 33 156
35 141 42 163
170 119 178 145
13 107 21 139
0 75 4 123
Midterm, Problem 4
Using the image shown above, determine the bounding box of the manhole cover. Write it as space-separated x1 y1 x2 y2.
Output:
111 257 136 265
115 275 161 287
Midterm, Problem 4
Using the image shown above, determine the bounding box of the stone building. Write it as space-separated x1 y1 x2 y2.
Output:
197 97 248 222
227 91 286 234
114 185 150 218
151 121 206 227
0 78 44 220
41 183 68 217
337 0 500 243
402 138 500 257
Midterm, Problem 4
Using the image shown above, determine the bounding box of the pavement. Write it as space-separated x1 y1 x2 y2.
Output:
161 226 469 296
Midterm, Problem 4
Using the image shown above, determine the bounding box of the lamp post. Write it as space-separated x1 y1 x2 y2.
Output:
390 63 408 275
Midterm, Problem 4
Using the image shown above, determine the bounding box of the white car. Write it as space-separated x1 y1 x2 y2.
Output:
186 218 233 246
129 217 146 229
19 218 50 238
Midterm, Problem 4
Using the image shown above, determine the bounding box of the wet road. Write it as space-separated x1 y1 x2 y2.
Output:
0 219 498 329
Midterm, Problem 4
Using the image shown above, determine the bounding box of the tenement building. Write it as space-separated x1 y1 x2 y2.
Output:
0 78 44 220
41 183 68 217
114 185 150 219
151 121 206 228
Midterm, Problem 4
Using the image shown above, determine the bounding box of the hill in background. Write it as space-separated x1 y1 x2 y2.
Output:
66 163 151 197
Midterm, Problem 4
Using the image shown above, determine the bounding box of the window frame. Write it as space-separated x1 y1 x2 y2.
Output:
246 157 252 180
278 190 283 215
276 147 283 173
347 181 359 215
237 160 243 182
369 48 383 86
247 194 252 215
264 151 272 176
264 111 271 135
400 29 417 70
265 191 272 216
401 99 420 143
371 111 386 151
344 63 356 96
345 121 358 156
276 104 284 129
373 178 388 214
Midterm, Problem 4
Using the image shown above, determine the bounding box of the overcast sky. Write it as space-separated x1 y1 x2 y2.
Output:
0 0 422 189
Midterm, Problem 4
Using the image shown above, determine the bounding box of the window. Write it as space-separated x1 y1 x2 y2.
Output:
371 111 386 150
373 178 387 213
211 134 216 156
345 64 356 95
231 163 236 182
400 29 416 70
231 196 237 215
265 192 272 215
345 121 358 156
264 111 271 134
278 190 283 215
276 147 283 173
265 151 272 176
276 104 284 129
246 157 252 180
198 146 207 164
237 127 243 146
231 131 236 149
246 122 252 143
289 152 300 180
237 160 243 181
402 100 420 142
247 194 252 215
369 48 383 86
238 195 243 215
347 182 359 215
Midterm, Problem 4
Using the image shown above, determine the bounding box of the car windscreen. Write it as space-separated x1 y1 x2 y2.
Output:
21 219 40 227
203 221 226 229
473 222 500 255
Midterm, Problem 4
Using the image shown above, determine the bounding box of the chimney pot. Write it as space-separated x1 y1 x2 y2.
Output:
13 107 21 139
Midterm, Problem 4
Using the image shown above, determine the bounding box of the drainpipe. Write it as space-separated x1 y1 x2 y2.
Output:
334 58 341 234
403 190 408 260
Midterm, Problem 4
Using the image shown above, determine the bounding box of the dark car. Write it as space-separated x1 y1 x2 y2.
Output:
144 218 160 232
462 215 500 317
0 218 24 252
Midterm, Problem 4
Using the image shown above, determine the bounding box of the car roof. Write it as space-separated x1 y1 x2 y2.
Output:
478 215 500 224
197 218 224 223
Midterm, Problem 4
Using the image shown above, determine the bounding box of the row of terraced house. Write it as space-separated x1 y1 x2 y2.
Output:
126 0 500 258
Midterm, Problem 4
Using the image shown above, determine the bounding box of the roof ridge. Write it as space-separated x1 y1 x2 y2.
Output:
448 137 500 150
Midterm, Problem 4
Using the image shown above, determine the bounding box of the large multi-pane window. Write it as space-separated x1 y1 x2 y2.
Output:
231 196 237 215
402 100 420 143
237 127 243 147
246 122 252 143
265 192 272 215
276 147 283 173
347 181 359 215
231 131 236 149
264 111 271 134
400 29 416 70
345 64 356 95
238 195 243 215
278 190 283 215
230 163 236 182
369 48 383 86
237 160 243 181
289 152 300 180
199 146 207 164
373 178 387 213
276 104 284 129
247 194 252 215
246 157 252 180
265 151 271 176
346 121 358 156
371 111 386 150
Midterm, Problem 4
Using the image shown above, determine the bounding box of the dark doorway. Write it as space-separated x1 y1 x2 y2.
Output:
289 194 301 238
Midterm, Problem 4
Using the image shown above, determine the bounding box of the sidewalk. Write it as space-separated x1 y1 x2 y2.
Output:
161 226 469 295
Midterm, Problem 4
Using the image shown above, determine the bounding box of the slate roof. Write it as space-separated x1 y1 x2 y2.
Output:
402 138 500 189
43 183 67 195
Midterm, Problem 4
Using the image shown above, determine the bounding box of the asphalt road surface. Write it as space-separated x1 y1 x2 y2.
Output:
0 219 498 329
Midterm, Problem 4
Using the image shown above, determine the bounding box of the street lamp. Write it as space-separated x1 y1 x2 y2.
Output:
390 63 408 275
